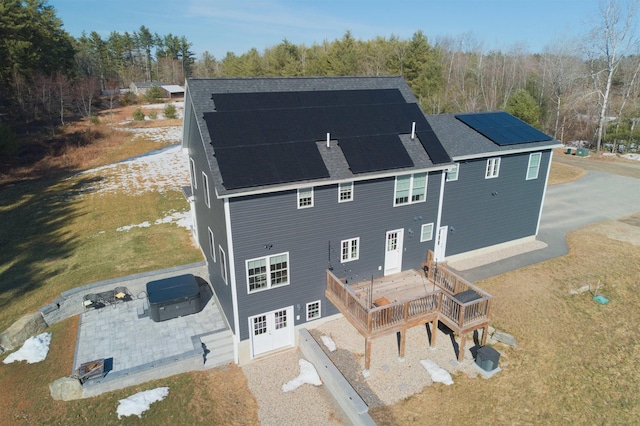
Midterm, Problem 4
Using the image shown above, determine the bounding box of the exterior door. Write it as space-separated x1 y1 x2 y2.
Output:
384 229 404 276
249 306 294 357
434 226 448 262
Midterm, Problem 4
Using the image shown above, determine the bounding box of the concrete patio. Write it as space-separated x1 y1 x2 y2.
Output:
55 263 234 397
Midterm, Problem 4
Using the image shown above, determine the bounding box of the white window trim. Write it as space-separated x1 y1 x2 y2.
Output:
189 157 197 189
446 163 459 182
485 157 501 179
306 300 322 321
420 223 434 242
526 153 542 180
219 246 227 284
246 252 290 294
202 172 211 207
340 237 360 263
208 227 216 262
338 182 354 203
394 173 428 206
297 187 314 209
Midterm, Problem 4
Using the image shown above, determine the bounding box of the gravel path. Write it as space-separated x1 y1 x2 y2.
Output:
242 315 486 425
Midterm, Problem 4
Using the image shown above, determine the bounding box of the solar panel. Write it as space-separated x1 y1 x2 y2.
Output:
456 112 552 145
415 131 452 164
339 135 414 173
214 142 330 189
211 89 406 112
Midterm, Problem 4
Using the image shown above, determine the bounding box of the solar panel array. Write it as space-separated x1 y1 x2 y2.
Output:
205 89 452 190
455 111 552 145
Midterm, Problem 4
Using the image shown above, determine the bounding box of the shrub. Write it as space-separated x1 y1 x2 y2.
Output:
164 103 177 119
143 85 163 104
120 91 137 106
132 108 145 121
148 111 158 120
90 114 100 125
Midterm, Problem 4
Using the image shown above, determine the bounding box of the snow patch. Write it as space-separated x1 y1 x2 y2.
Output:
3 332 51 364
116 211 192 232
117 387 169 419
282 359 322 392
320 335 337 352
78 144 188 196
420 359 453 385
623 153 640 161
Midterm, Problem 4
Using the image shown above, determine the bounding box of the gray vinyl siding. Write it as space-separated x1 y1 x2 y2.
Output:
441 150 551 256
186 101 235 333
229 172 443 341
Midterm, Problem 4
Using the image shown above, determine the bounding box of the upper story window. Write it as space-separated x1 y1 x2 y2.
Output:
246 252 290 293
189 158 197 189
446 163 459 182
526 153 542 180
394 173 428 206
341 237 360 262
338 182 354 202
202 172 211 207
297 187 314 209
219 246 228 284
485 158 501 179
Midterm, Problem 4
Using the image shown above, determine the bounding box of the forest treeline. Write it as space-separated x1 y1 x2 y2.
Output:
2 0 640 154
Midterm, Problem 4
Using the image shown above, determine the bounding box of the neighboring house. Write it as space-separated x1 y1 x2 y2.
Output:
129 81 167 95
181 76 561 363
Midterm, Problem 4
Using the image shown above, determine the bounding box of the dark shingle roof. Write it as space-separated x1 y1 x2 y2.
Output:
187 76 453 196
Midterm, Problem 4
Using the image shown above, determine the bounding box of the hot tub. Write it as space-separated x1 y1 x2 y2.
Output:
146 274 202 322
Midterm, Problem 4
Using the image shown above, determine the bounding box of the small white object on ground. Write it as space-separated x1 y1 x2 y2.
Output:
420 359 454 385
117 387 169 419
320 335 336 352
3 332 51 364
282 359 322 392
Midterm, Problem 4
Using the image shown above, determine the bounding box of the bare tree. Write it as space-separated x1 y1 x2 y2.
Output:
585 0 639 152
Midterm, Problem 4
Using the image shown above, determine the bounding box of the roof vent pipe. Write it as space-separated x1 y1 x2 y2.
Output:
411 122 416 139
326 133 331 148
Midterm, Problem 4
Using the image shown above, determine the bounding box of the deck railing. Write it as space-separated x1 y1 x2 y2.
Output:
327 251 492 338
326 269 440 335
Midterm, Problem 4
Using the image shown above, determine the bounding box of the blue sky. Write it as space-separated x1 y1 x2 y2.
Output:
52 0 600 58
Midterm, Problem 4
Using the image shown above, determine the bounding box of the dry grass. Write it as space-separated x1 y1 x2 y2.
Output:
371 220 640 425
548 160 586 186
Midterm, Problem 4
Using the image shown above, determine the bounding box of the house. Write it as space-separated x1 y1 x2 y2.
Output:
129 81 167 95
181 76 561 364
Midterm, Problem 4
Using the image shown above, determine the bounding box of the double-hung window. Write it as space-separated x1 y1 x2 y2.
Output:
338 182 353 202
394 173 428 206
297 187 313 208
246 252 290 293
485 158 501 179
527 153 542 180
208 227 216 262
341 237 359 262
202 172 211 207
446 163 459 182
420 223 434 242
189 158 197 189
219 246 227 284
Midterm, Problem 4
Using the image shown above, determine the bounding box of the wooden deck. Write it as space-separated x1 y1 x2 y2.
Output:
325 251 492 368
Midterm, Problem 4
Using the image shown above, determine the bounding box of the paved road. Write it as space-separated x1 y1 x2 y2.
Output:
457 156 640 282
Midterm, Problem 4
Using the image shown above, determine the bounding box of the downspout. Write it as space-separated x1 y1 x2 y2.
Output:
435 170 446 233
224 198 241 364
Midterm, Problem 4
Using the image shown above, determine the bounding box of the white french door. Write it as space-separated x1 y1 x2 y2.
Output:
384 229 404 276
249 306 294 357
